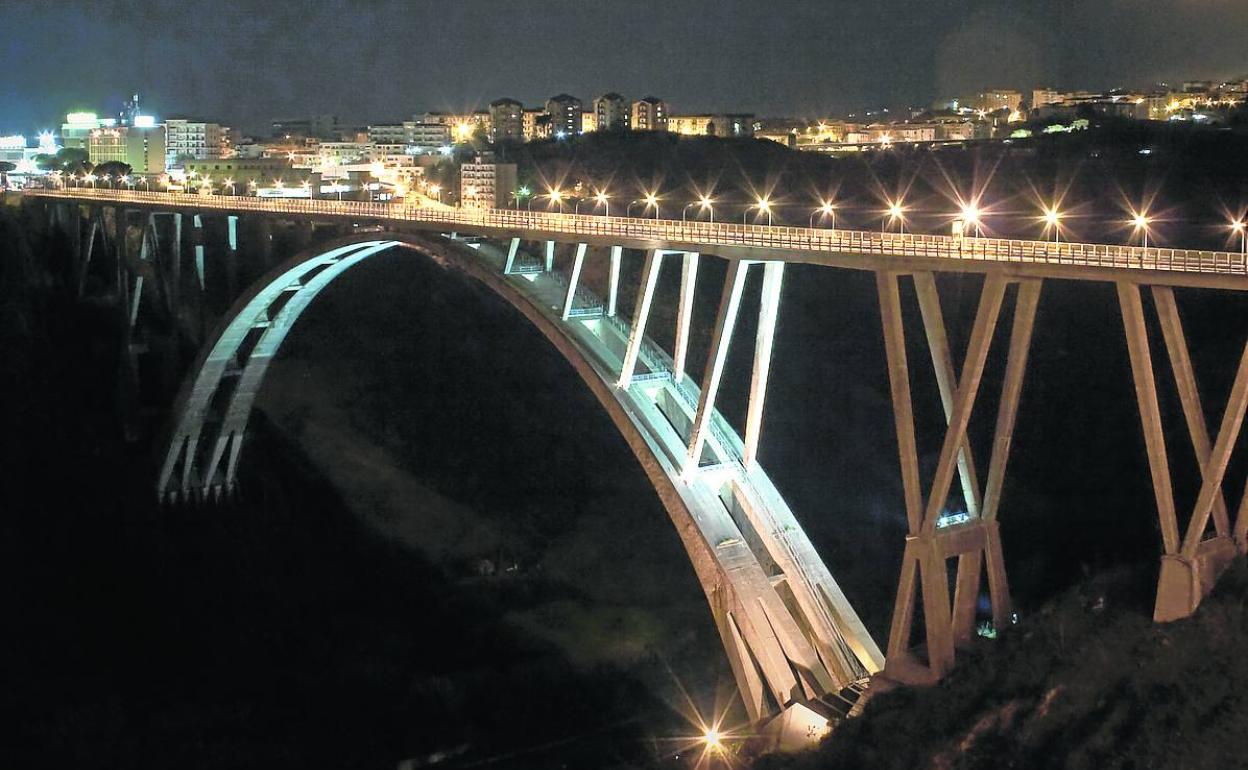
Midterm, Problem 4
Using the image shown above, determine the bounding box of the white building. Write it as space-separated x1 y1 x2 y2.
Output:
165 119 229 167
460 154 517 209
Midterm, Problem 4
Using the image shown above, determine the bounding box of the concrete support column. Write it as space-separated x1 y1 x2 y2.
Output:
560 243 588 321
743 261 784 468
673 252 699 382
607 245 622 317
618 249 664 389
192 214 206 290
684 260 750 477
226 215 239 299
544 240 556 272
503 237 520 274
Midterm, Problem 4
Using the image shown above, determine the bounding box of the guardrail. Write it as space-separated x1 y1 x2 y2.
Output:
26 188 1248 278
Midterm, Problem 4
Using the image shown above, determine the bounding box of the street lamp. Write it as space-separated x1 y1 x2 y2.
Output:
960 201 982 237
1042 206 1063 243
1232 219 1246 255
593 190 610 216
301 179 311 199
224 178 235 195
546 188 565 212
744 196 772 225
811 200 836 229
1132 211 1151 248
684 195 715 222
884 200 906 234
629 192 660 219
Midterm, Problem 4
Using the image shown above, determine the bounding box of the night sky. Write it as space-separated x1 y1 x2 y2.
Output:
3 0 1247 135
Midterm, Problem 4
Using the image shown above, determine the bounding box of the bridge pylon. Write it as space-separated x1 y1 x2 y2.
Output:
1118 283 1247 622
876 271 1042 683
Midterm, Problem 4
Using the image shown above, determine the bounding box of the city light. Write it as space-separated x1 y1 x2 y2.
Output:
703 729 722 751
885 200 907 234
1042 206 1064 242
1232 219 1247 254
811 200 836 229
1131 211 1152 248
683 195 715 222
960 202 982 237
593 190 610 216
745 196 773 225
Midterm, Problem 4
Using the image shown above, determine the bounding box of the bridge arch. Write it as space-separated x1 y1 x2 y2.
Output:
157 229 883 724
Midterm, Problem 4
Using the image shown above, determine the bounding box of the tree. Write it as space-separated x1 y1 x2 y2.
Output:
93 161 133 183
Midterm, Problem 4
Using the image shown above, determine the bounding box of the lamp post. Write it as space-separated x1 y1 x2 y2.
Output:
744 197 772 225
594 191 610 217
629 193 660 219
684 195 714 222
810 201 836 229
960 202 982 237
1043 207 1063 243
884 201 905 234
546 188 565 213
1132 212 1151 248
1232 219 1246 255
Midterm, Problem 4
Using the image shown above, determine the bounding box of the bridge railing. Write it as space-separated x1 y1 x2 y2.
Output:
26 188 1248 278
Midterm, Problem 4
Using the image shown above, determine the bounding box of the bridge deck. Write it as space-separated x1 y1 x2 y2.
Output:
26 189 1248 290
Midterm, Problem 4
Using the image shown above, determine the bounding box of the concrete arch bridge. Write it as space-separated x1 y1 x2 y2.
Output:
26 189 1248 742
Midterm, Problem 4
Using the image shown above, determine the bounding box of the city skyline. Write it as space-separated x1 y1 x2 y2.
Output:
3 0 1247 135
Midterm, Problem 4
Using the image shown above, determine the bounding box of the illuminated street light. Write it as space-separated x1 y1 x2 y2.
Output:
744 196 773 225
703 729 723 751
960 201 982 237
301 179 312 199
224 178 235 195
546 188 565 212
593 190 610 216
884 200 906 234
810 200 836 229
684 195 715 223
1232 219 1246 255
1132 211 1151 248
628 192 660 219
1042 206 1063 243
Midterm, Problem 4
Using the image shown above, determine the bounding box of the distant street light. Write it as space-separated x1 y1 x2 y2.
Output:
1232 219 1246 255
594 190 610 217
744 196 772 225
684 195 715 222
546 188 565 212
628 192 660 219
884 200 906 234
960 202 982 237
1132 211 1151 248
1042 206 1063 243
811 200 836 229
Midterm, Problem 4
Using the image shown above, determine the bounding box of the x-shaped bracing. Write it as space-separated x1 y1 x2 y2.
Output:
1118 283 1248 622
877 271 1042 682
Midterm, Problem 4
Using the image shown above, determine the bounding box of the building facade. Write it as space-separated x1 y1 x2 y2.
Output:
545 94 583 136
631 96 667 131
165 119 229 167
87 124 166 174
459 154 518 209
593 93 629 131
489 98 524 142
